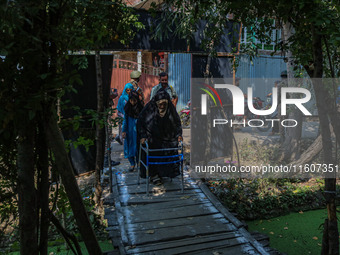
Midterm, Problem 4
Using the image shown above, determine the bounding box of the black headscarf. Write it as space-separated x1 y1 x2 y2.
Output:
138 88 182 145
124 90 144 119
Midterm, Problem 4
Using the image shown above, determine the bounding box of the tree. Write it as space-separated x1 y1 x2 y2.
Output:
157 0 340 253
0 0 140 253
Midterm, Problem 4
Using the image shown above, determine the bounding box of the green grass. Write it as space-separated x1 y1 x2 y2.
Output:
247 208 340 255
8 241 113 255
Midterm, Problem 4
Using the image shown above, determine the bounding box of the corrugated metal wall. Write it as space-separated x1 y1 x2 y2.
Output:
168 53 192 110
235 55 316 114
236 55 287 100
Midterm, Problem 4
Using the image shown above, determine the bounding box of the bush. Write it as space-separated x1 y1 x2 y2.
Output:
208 178 330 220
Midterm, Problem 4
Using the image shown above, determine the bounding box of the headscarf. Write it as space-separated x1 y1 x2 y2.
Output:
124 90 144 119
138 88 182 144
156 99 168 117
117 83 134 114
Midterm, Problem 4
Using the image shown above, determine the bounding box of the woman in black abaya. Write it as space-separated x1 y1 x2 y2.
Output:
137 89 183 185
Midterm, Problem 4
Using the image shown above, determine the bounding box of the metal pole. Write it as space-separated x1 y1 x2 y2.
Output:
106 125 113 193
180 142 184 193
137 143 142 185
145 141 149 196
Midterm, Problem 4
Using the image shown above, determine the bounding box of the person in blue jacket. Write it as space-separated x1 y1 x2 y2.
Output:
122 90 144 171
116 83 134 145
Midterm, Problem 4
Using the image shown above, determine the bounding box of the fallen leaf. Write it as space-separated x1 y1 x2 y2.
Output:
318 243 322 246
313 236 318 240
145 230 155 234
180 196 191 200
187 217 193 220
284 227 288 230
159 222 165 225
212 252 221 255
293 240 297 243
262 228 265 230
192 198 198 201
279 235 283 238
299 211 304 214
269 232 274 235
131 205 137 208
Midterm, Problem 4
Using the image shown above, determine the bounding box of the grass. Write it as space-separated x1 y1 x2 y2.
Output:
247 208 340 255
8 240 113 255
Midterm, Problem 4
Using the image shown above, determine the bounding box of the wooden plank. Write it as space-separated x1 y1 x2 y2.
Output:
119 188 207 205
103 250 120 255
197 181 244 229
104 194 115 205
117 178 197 187
107 225 121 245
123 198 212 211
104 162 269 255
104 207 116 218
104 198 115 205
106 215 120 227
237 227 270 255
129 235 251 255
116 172 196 185
197 180 269 255
122 203 219 224
128 222 237 246
106 215 119 227
110 168 128 255
125 232 241 254
124 213 230 232
118 183 195 195
181 243 259 255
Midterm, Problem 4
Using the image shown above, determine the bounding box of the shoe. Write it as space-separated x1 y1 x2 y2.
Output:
111 161 120 167
128 165 135 172
115 136 123 145
152 176 163 186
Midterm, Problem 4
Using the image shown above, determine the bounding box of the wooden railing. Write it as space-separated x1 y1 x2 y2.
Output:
113 59 164 76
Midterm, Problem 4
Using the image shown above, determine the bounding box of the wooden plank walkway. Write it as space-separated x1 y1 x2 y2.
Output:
103 142 270 255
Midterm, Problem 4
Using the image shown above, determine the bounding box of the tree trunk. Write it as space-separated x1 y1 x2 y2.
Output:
203 54 212 178
321 219 329 255
50 213 83 255
44 104 102 255
311 26 339 255
289 124 335 167
94 51 105 211
37 124 50 255
279 21 303 161
17 124 38 255
105 124 113 193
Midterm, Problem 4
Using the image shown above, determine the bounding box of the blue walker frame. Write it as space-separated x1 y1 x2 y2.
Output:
137 141 184 196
